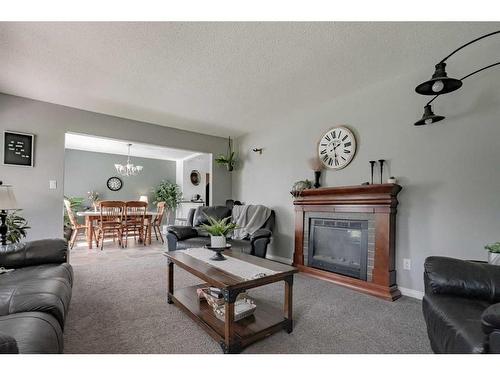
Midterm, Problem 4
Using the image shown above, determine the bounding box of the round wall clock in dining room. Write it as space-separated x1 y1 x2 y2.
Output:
107 176 123 191
317 126 357 170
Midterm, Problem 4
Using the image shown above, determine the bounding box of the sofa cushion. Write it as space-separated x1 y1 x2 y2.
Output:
422 294 490 353
0 312 63 353
0 263 73 287
0 264 73 327
192 206 231 227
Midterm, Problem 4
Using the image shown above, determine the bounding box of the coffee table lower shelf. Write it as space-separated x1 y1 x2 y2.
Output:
170 284 287 353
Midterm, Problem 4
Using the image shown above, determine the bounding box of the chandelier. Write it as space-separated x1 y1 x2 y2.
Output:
114 143 143 176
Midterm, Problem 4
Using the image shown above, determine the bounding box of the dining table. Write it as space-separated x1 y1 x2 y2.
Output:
76 210 159 249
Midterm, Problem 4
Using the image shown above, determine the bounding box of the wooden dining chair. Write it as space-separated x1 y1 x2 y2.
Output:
152 201 166 244
124 201 148 247
96 201 125 250
64 199 97 249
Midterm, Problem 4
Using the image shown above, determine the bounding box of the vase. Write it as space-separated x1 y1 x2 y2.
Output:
488 252 500 266
210 235 226 248
314 171 321 188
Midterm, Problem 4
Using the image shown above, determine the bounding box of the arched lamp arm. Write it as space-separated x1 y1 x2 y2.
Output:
460 61 500 81
439 30 500 64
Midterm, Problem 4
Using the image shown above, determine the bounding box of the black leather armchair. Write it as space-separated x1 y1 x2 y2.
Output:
422 256 500 353
167 205 275 258
0 239 73 354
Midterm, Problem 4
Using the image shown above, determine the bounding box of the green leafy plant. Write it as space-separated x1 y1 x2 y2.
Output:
64 196 84 227
485 242 500 254
215 137 237 171
153 180 182 210
6 209 30 244
200 215 238 237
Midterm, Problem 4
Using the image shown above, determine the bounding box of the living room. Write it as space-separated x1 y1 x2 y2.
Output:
1 1 499 373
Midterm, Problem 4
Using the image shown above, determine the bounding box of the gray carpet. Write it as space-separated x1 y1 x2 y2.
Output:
64 243 431 353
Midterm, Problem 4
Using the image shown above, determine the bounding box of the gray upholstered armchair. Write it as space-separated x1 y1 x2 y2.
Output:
166 205 275 259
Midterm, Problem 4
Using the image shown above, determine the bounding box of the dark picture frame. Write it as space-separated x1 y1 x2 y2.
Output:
3 131 35 167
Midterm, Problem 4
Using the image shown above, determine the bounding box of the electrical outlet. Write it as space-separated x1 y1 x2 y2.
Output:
403 258 411 270
49 180 57 190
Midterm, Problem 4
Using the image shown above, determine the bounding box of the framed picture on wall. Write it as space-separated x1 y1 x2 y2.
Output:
3 131 35 167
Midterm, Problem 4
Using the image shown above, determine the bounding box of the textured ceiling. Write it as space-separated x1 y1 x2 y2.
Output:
1 22 500 137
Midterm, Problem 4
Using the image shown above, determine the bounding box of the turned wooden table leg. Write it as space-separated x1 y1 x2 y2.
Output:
284 275 294 333
86 216 93 249
167 259 174 304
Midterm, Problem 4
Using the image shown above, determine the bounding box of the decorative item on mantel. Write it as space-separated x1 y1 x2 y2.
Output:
369 160 376 184
485 242 500 266
290 179 313 198
387 176 397 184
308 156 323 188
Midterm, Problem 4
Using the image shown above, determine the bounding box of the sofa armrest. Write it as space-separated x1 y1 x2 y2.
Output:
482 303 500 353
167 226 198 241
250 228 272 242
0 239 68 269
0 332 19 354
482 303 500 334
424 256 500 301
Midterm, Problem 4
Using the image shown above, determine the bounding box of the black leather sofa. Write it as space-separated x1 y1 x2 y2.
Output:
0 239 73 354
167 205 275 258
422 256 500 353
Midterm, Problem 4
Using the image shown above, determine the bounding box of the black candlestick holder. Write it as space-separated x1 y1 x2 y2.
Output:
369 161 376 185
378 159 385 184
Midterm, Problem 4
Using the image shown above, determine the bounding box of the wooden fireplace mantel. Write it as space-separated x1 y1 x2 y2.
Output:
293 184 402 301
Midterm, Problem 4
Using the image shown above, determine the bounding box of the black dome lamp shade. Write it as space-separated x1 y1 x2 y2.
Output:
414 104 445 126
415 62 463 95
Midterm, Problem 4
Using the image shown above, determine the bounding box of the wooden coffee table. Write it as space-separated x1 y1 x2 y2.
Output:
164 249 298 353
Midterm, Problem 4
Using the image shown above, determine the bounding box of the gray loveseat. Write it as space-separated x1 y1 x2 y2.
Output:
167 205 275 258
0 239 73 354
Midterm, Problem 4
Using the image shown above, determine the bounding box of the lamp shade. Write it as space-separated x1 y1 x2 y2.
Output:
414 104 445 126
0 184 18 209
139 195 149 204
415 62 463 95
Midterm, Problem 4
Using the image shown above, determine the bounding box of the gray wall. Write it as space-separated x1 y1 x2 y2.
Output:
0 93 232 241
232 69 500 294
64 149 176 208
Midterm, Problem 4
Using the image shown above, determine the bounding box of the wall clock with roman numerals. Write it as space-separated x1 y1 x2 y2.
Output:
318 126 357 170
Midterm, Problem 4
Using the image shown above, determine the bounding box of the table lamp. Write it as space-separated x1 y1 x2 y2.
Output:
0 182 19 246
139 195 149 204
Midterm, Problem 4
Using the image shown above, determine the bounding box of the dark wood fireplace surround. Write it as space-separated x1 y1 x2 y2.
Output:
293 184 402 301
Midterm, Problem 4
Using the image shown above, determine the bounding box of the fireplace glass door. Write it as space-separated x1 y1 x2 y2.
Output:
308 218 368 280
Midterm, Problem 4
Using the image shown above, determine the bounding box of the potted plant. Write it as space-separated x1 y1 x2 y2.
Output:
153 181 182 225
200 215 238 248
6 209 30 244
87 190 100 209
215 137 237 171
485 242 500 265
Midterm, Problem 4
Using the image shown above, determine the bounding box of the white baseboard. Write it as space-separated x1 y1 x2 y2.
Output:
266 254 293 265
399 287 424 300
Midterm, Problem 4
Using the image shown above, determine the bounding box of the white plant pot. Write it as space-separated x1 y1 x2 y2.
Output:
210 235 226 248
488 252 500 266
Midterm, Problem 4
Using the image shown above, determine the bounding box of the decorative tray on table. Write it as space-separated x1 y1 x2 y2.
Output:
197 287 257 322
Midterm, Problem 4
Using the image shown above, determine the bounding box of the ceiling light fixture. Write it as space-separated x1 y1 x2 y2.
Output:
414 30 500 126
115 143 143 177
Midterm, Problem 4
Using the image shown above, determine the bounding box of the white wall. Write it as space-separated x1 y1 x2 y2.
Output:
181 154 211 203
232 69 500 293
0 93 232 241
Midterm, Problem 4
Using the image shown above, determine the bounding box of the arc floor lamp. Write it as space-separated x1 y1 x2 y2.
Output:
414 30 500 126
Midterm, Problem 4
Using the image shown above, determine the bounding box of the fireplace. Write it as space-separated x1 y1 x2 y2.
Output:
308 218 368 280
293 184 402 301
